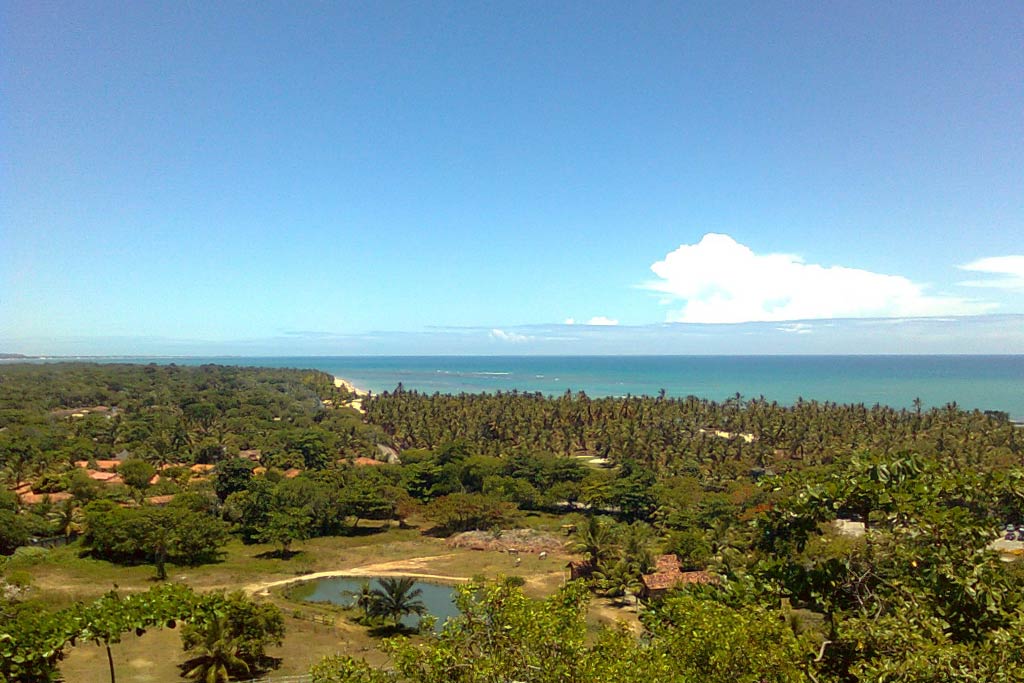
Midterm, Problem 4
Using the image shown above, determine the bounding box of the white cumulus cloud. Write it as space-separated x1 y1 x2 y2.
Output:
644 233 994 323
958 255 1024 290
490 328 531 343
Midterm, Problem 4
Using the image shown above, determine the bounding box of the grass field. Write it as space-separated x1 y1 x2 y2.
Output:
8 512 616 682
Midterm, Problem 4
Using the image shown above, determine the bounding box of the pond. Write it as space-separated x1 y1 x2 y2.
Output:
291 576 461 632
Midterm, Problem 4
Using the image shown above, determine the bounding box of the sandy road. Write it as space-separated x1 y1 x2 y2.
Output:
244 553 470 594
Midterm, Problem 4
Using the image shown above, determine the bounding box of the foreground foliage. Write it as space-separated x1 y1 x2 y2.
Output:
0 584 283 683
311 580 814 683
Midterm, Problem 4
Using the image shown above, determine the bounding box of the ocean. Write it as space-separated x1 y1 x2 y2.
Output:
19 355 1024 421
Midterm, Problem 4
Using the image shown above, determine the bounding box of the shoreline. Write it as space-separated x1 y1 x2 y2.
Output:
333 375 369 396
333 375 369 412
244 554 470 595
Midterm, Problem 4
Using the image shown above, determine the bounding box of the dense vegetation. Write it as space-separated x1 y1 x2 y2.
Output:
0 584 282 683
2 363 1024 681
365 387 1021 476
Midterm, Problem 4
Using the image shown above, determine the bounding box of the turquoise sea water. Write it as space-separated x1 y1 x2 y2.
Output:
17 355 1024 420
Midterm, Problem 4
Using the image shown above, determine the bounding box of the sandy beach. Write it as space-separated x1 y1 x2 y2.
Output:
333 375 369 412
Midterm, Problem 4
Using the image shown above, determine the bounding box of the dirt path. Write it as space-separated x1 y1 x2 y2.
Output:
244 553 470 594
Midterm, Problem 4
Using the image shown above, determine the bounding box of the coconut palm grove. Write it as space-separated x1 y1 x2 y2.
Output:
1 362 1023 681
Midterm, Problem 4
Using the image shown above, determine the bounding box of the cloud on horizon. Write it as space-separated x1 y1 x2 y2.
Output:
490 328 531 343
643 233 995 324
565 316 619 326
958 255 1024 291
3 315 1023 356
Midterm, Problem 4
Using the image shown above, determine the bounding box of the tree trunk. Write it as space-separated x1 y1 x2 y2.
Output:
155 547 167 580
106 643 116 683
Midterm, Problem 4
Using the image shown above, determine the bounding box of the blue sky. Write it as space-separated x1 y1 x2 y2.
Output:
3 1 1022 355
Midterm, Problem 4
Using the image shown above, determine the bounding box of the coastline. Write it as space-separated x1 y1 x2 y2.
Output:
333 375 369 412
10 356 1022 420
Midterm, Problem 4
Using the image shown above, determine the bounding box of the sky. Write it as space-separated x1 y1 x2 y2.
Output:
2 1 1022 355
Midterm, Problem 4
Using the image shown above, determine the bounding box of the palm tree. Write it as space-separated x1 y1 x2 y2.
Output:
48 499 84 541
343 580 376 622
620 522 653 574
571 515 617 570
369 577 427 627
183 615 249 683
594 560 643 607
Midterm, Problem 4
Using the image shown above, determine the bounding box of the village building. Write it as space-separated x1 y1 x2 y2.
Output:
639 554 715 599
19 491 73 505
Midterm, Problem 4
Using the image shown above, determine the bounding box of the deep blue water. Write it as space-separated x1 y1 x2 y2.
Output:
9 355 1024 420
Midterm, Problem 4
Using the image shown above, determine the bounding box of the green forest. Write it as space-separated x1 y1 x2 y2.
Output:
2 363 1023 682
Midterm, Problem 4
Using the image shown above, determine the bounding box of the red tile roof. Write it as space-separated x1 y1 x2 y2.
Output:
19 491 73 505
641 555 716 592
353 457 385 467
283 468 302 479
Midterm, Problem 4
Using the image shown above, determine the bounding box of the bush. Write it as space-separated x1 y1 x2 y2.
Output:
0 511 31 556
4 569 33 588
6 546 49 567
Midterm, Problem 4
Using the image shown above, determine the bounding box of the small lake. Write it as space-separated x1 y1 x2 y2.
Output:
291 576 460 632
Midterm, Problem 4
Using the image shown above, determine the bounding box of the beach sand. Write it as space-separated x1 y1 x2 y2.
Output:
334 376 368 412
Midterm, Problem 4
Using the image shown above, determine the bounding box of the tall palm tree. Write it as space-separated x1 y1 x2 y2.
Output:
620 522 653 575
594 560 643 607
183 615 249 683
572 515 617 570
48 499 84 541
343 580 376 621
369 577 427 627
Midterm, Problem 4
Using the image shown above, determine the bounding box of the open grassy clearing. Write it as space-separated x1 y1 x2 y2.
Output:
8 512 606 681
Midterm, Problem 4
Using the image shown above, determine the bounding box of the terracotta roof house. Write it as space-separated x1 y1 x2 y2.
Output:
94 460 121 471
353 456 386 467
640 555 716 598
190 463 216 474
283 468 303 479
86 470 119 482
145 494 176 506
253 466 267 476
19 491 73 505
238 449 262 461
